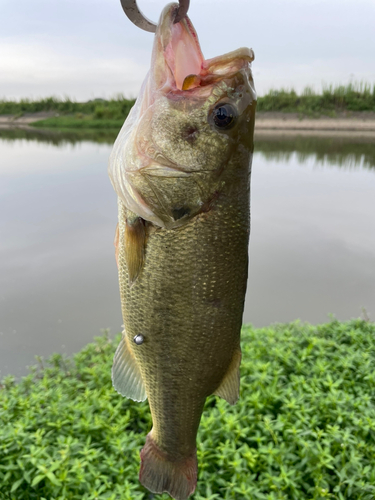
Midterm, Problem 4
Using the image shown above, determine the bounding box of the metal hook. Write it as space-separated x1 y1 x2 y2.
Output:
120 0 190 33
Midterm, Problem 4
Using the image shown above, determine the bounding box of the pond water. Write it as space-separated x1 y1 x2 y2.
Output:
1 129 375 377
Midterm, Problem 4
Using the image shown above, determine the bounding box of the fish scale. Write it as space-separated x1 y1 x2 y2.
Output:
109 3 256 498
117 156 250 456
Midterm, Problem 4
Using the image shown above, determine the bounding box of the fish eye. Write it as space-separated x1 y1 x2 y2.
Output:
212 103 237 130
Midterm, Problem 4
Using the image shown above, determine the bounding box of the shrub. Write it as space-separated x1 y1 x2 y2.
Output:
1 319 375 499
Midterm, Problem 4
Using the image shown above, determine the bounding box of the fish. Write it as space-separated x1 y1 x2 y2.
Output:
108 3 256 499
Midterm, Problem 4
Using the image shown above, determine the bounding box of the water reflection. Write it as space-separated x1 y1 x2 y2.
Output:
1 128 375 169
0 138 122 377
0 127 118 146
0 130 374 377
255 132 375 170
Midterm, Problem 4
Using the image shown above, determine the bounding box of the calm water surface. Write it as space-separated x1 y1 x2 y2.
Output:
1 130 374 377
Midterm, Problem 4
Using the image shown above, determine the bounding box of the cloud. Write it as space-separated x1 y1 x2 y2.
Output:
0 40 148 100
254 58 375 95
1 0 374 99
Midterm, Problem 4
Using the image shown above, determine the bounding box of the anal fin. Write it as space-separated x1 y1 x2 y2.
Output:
213 349 242 405
112 334 147 402
124 216 146 286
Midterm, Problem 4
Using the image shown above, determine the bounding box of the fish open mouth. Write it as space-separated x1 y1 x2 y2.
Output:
153 3 254 93
164 7 203 90
152 3 203 91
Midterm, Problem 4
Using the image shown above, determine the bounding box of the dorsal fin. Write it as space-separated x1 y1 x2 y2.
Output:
213 349 242 405
112 334 147 402
124 216 146 286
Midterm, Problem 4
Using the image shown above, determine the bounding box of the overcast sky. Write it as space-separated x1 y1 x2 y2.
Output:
1 0 374 100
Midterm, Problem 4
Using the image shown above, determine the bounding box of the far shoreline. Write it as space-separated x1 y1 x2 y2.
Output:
1 111 375 136
255 111 375 134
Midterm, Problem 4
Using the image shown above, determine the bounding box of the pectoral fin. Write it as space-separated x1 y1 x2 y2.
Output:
124 216 146 286
213 349 242 405
112 334 147 402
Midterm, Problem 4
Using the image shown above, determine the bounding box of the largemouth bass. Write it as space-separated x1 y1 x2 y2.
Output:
108 3 256 499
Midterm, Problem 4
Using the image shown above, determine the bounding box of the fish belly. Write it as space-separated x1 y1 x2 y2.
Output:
116 172 250 498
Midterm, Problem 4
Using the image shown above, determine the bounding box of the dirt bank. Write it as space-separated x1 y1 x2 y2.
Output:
0 112 55 128
255 112 375 133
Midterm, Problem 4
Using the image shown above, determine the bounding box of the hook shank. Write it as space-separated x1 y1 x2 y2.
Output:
174 0 190 24
120 0 190 33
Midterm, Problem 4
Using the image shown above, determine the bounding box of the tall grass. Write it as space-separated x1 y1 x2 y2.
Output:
257 82 375 113
0 96 135 119
1 83 375 118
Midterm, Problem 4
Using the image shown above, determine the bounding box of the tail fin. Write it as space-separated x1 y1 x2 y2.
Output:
139 433 197 500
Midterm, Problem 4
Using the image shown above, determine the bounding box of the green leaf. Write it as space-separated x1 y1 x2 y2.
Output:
31 474 45 487
11 478 24 492
46 471 61 486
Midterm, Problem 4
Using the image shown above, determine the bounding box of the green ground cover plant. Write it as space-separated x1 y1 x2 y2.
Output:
1 318 375 500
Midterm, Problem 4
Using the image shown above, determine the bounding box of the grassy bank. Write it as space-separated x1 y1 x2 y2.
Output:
0 96 135 119
1 318 375 499
257 83 375 114
30 116 124 130
1 83 374 130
